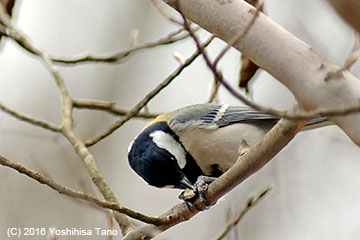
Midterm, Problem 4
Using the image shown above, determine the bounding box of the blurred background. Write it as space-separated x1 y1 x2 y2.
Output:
0 0 360 239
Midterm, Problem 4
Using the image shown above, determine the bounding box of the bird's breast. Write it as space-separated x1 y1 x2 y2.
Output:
178 123 268 176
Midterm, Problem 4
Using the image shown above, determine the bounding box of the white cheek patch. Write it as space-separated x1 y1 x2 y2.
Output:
150 130 187 169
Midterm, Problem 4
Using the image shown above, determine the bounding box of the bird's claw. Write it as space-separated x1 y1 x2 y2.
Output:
178 175 217 211
194 175 217 205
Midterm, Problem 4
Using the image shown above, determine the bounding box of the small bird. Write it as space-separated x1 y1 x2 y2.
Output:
128 103 330 205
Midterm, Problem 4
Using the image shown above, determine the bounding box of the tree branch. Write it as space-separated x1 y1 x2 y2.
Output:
164 0 360 145
215 187 272 240
0 102 61 132
0 3 133 235
0 154 168 225
51 27 192 65
72 98 159 119
84 35 215 147
176 5 360 126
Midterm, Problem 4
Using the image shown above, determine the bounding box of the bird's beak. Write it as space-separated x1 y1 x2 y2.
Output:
179 176 194 190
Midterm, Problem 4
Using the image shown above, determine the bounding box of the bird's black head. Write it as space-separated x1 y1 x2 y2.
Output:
128 121 195 189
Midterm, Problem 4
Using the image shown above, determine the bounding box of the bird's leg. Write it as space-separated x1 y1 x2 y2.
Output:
194 175 217 206
178 175 217 211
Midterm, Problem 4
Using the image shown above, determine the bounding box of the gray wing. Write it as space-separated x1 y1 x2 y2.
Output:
218 105 331 129
215 105 278 127
168 103 331 131
169 103 278 130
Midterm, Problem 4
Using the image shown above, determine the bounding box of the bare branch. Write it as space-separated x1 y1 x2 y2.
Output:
0 154 167 225
51 27 191 65
0 0 15 44
0 4 133 234
0 102 61 132
213 1 263 68
72 99 159 119
215 187 272 240
84 35 215 147
177 6 278 113
178 4 360 127
238 0 264 91
164 0 360 145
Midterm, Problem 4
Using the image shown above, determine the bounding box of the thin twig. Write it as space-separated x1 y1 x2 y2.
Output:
0 102 61 132
179 8 360 121
0 154 167 225
0 4 133 234
51 27 191 65
0 6 71 104
213 1 263 68
72 99 159 119
178 7 269 110
215 187 272 240
84 35 215 147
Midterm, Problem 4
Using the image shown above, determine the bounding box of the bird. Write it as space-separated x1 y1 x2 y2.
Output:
127 103 330 206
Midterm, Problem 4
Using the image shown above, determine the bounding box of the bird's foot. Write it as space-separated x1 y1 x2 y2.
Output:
194 175 217 206
178 175 217 211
